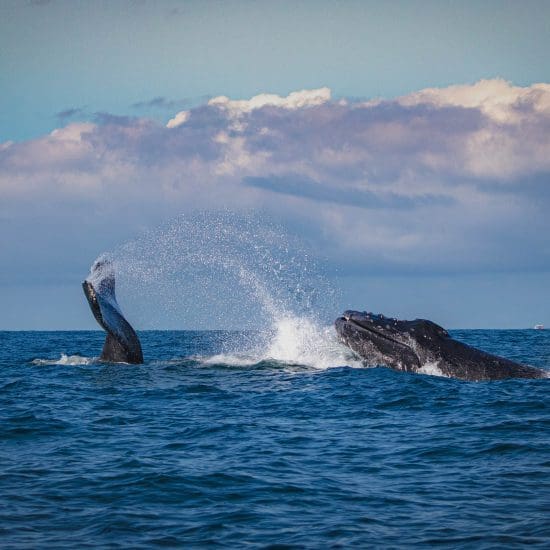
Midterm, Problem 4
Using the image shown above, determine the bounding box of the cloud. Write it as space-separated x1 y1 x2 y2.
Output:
92 112 137 126
1 79 550 283
166 110 190 128
244 175 454 209
56 107 86 121
207 87 332 115
131 96 190 111
395 78 550 124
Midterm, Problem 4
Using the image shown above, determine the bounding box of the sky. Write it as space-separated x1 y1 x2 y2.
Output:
1 0 550 329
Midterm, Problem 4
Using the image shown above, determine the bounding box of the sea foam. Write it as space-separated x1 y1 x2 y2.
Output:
32 354 95 366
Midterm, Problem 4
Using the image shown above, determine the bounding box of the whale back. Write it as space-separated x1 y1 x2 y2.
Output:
336 310 544 381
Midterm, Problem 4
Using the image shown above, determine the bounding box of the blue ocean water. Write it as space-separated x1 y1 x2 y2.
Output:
1 328 549 548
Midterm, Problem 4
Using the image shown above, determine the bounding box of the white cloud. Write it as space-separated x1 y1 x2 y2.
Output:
50 121 96 141
397 78 550 124
1 80 549 280
166 110 190 128
208 87 331 114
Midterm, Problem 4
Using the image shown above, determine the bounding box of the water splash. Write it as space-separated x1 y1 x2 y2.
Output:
106 211 335 330
262 316 361 369
201 316 363 370
89 211 353 369
417 361 448 378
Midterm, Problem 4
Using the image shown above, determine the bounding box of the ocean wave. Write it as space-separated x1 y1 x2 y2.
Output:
2 329 549 548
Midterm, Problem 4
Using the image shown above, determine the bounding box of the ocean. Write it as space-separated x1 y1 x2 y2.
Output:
1 328 549 548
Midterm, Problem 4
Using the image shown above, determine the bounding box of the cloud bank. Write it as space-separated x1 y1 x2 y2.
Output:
1 79 549 285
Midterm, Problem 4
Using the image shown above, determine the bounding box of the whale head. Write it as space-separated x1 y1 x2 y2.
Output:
334 309 546 380
334 310 449 372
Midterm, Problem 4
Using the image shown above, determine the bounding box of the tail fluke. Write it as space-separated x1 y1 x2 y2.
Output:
82 257 143 364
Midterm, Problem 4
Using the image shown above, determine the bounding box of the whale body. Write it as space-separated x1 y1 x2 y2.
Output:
82 258 143 364
335 310 544 381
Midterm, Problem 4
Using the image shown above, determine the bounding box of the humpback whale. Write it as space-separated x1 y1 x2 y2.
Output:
82 258 143 364
335 310 545 381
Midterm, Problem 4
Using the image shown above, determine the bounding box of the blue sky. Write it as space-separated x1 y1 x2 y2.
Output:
1 0 550 329
3 0 549 142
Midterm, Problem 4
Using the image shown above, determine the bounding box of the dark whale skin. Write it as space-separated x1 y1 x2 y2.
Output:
82 259 143 364
336 311 545 381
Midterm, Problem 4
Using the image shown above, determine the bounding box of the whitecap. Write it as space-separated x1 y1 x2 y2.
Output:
31 354 95 366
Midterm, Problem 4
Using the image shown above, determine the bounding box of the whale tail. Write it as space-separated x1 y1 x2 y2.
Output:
82 257 143 364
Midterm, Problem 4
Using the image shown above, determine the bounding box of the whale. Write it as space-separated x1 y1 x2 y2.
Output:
82 258 143 364
335 310 545 381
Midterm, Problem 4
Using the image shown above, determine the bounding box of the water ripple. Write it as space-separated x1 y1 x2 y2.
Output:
0 330 548 548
